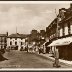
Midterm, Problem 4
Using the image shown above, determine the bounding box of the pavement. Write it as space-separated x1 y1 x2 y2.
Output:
35 52 72 67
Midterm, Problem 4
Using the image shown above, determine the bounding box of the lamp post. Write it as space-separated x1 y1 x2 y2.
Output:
55 9 59 38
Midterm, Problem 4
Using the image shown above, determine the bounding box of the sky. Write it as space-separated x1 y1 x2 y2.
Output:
0 3 70 35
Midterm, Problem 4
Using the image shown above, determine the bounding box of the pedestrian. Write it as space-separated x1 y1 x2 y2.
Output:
38 46 40 54
27 45 28 53
53 47 61 68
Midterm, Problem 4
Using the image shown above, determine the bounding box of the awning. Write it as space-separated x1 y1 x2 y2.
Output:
48 37 72 47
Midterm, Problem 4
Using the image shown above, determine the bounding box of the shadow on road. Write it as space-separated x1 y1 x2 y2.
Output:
0 54 8 61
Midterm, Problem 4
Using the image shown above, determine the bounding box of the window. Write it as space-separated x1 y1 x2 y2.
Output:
10 41 12 45
10 38 12 39
21 42 22 45
21 38 23 40
0 37 1 42
15 42 17 45
1 46 2 49
62 25 65 36
68 22 70 34
4 38 6 43
1 37 3 42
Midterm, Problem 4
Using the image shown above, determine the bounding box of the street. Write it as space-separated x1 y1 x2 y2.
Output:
0 50 71 68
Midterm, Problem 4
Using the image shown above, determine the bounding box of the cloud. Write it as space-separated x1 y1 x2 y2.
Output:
40 10 53 14
0 4 70 34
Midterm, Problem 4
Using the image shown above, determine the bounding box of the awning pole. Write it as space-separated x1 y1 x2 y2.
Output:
50 46 52 54
53 46 61 67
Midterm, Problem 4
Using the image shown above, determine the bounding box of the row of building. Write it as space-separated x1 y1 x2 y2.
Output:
0 29 45 51
45 4 72 60
0 32 29 51
28 4 72 61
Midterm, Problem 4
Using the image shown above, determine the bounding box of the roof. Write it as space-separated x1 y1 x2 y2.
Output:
59 8 72 24
0 34 7 37
59 16 72 25
8 33 29 38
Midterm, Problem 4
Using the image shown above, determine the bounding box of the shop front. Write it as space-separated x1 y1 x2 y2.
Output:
48 37 72 61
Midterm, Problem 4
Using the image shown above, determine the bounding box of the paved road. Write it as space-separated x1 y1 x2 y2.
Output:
0 50 71 68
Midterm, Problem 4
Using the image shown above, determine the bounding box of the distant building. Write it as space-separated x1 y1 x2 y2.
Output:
30 29 39 43
7 33 26 50
0 33 7 49
31 30 38 41
46 18 57 42
40 30 45 37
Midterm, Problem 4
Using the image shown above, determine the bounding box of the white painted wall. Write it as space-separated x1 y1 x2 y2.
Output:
59 28 63 37
70 21 72 34
64 23 68 35
7 38 10 47
7 37 25 50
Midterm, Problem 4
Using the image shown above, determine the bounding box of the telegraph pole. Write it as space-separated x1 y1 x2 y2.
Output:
55 9 59 38
53 9 61 68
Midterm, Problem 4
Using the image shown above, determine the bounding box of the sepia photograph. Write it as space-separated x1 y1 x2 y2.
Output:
0 1 72 70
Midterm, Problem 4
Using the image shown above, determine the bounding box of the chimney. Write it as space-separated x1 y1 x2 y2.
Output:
6 32 8 36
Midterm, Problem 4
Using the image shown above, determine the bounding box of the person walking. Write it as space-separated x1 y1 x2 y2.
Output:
27 45 28 53
53 47 61 68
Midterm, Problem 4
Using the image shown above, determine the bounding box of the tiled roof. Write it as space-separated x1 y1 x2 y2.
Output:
8 33 29 38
